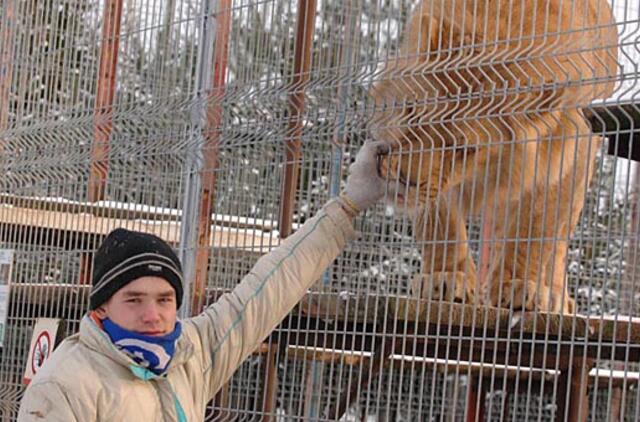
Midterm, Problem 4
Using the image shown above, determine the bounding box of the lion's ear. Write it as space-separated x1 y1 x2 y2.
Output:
404 4 476 58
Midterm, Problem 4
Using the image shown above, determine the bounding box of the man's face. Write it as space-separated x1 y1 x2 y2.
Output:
96 276 178 336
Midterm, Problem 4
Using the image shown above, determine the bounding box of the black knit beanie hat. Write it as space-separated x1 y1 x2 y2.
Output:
90 228 184 310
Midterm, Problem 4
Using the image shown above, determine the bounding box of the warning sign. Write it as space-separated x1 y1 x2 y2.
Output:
23 318 65 385
0 249 14 348
31 331 51 374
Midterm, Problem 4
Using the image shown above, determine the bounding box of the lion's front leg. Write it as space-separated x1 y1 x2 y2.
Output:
487 142 595 314
411 194 479 304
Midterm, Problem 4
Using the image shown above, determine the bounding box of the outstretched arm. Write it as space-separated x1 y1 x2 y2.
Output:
184 141 389 399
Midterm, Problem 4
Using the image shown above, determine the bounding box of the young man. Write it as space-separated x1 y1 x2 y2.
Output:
18 141 388 421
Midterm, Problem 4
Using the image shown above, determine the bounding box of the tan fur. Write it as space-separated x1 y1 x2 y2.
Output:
372 0 619 313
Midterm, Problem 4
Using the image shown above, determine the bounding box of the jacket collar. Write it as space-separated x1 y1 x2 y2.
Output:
78 314 194 378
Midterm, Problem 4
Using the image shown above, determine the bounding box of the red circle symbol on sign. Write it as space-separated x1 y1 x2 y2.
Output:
31 331 51 374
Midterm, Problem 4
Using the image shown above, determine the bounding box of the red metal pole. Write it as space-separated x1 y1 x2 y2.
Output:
0 0 15 143
466 376 486 422
88 0 123 203
257 4 318 420
81 0 123 285
278 0 317 238
191 0 232 315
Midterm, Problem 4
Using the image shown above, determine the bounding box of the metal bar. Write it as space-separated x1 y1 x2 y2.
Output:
478 214 493 292
185 0 233 415
609 385 623 422
261 344 280 422
465 376 486 422
303 360 323 418
304 1 355 417
212 382 231 421
567 359 593 422
501 389 511 420
80 0 123 285
191 0 231 315
0 0 15 144
328 338 392 420
262 2 318 418
278 0 317 238
88 0 123 203
178 0 220 319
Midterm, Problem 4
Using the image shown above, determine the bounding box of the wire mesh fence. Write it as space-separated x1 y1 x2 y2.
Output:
0 0 639 420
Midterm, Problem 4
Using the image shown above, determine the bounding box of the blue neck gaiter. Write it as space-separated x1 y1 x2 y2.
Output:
102 318 182 375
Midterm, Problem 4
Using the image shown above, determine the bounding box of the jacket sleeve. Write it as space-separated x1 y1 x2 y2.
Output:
184 199 356 399
17 381 80 422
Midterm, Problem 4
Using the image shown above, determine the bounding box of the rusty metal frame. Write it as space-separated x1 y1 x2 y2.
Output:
0 0 15 146
257 2 320 418
278 0 317 238
191 0 232 316
88 0 123 203
80 0 123 285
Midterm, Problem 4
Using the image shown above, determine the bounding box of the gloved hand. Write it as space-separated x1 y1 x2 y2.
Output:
340 141 390 214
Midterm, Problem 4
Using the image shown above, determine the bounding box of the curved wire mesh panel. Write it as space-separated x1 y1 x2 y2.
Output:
0 0 639 421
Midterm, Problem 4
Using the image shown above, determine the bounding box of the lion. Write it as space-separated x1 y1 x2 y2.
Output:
371 0 619 313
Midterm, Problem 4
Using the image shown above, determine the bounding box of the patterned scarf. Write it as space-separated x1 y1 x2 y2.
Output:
102 318 182 375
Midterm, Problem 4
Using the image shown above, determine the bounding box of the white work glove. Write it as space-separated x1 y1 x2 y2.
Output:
339 141 390 215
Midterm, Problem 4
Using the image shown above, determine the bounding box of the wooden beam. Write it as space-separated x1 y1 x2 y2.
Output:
0 193 287 232
0 205 277 252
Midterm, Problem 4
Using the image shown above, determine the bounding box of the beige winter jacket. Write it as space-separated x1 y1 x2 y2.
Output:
17 200 355 421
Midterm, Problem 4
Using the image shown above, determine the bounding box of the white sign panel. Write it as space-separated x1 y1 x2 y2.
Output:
0 249 14 348
23 318 65 385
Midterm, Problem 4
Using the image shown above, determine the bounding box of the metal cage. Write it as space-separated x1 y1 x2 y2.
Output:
0 0 639 421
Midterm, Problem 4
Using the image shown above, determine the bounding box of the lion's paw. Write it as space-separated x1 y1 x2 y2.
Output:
489 279 575 314
410 272 476 304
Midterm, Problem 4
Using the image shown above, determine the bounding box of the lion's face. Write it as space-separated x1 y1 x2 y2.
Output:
379 141 459 215
371 71 464 215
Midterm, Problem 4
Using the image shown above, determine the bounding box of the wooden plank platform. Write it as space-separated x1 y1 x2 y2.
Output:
11 286 640 350
0 193 290 232
0 203 280 253
299 293 597 340
292 293 640 363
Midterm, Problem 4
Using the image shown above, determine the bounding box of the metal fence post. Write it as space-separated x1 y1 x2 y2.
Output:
89 0 123 203
0 0 15 146
178 0 215 319
259 2 319 419
278 0 317 239
80 0 123 286
191 0 231 316
304 0 356 417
